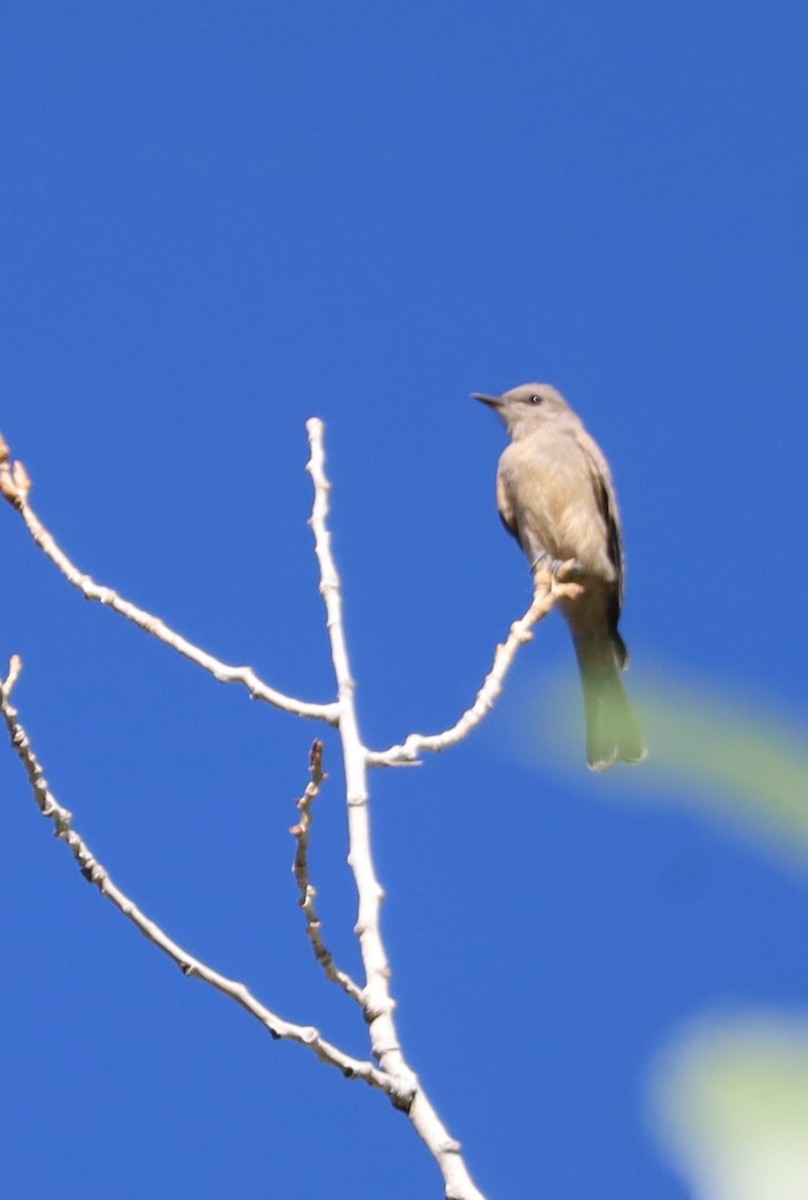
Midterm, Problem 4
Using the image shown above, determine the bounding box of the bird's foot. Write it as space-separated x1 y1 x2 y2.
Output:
531 554 586 598
530 551 560 575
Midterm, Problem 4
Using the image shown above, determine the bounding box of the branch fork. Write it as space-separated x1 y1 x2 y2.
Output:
0 418 574 1200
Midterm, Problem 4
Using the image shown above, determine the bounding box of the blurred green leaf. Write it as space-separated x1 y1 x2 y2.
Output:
650 1015 808 1200
508 663 808 864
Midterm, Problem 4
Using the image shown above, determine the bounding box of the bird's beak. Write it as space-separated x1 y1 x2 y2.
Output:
471 392 503 409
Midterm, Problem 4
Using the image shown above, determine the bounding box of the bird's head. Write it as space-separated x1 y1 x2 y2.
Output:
472 383 571 439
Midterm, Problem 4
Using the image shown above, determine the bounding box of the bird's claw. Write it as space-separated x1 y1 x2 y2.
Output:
531 553 583 580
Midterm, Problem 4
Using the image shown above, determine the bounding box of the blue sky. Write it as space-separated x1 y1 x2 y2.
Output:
1 3 807 1197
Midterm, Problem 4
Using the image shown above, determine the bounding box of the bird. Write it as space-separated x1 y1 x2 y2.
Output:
472 382 646 770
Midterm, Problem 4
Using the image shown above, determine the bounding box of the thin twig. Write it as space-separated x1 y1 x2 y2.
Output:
291 740 364 1003
0 434 338 725
0 658 391 1093
367 569 583 766
306 419 486 1200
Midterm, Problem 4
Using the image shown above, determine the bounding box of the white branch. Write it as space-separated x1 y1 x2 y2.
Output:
1 423 503 1198
306 418 486 1200
0 658 388 1091
368 571 583 766
0 436 338 725
291 739 365 1003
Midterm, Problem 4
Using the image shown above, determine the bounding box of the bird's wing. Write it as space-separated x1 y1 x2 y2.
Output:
495 464 519 540
577 429 625 612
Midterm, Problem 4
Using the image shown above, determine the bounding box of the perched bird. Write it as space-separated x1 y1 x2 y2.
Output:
473 383 646 770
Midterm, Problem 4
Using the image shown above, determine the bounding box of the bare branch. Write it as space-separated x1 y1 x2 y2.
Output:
291 740 364 1003
0 436 338 725
368 568 584 765
306 418 406 1067
0 660 391 1093
3 420 494 1198
306 419 487 1200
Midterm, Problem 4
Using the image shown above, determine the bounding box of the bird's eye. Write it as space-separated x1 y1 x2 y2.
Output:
529 393 542 405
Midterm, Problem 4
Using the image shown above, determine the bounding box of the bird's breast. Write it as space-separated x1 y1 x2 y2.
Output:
497 439 613 579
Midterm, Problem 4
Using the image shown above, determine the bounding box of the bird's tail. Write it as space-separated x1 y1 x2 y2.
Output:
572 633 646 771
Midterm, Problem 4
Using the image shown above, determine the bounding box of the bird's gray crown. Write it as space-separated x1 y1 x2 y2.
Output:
472 382 573 439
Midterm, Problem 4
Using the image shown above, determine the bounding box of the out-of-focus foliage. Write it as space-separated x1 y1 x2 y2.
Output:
519 665 808 866
514 665 808 1197
650 1015 808 1200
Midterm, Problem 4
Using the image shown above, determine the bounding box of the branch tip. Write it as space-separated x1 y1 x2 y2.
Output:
2 655 23 695
0 450 333 720
2 678 383 1086
290 742 365 1005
